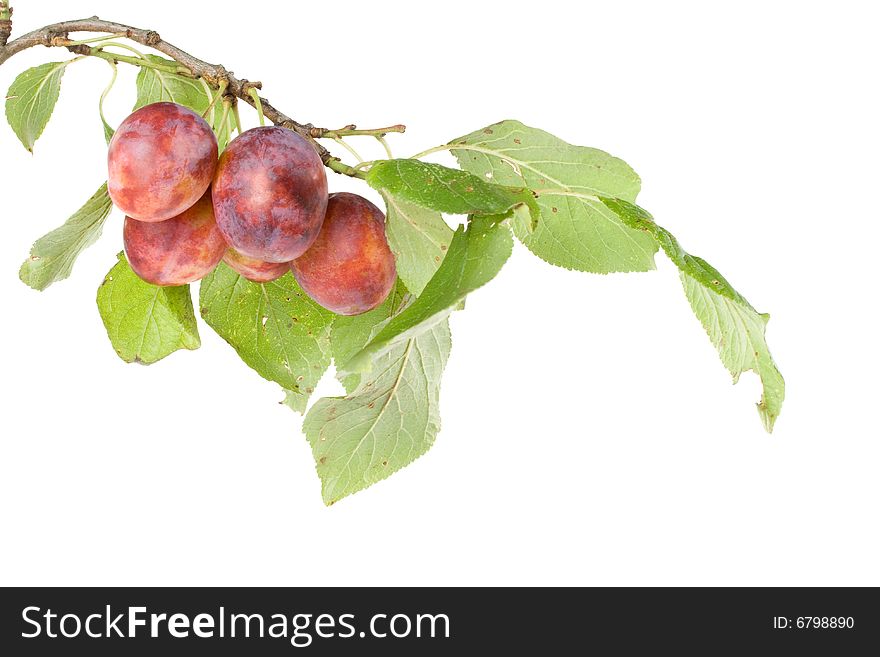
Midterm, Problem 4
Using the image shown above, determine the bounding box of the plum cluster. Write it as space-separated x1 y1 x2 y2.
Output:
107 102 396 315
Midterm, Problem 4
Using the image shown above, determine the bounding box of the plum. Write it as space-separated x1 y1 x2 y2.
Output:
222 248 289 283
290 192 396 315
212 126 327 263
123 191 227 286
108 102 218 222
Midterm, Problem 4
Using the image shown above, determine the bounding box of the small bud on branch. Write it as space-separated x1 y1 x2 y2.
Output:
0 12 402 178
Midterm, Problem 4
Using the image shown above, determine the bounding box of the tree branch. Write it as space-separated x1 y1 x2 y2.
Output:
0 13 400 177
0 1 11 48
320 124 407 138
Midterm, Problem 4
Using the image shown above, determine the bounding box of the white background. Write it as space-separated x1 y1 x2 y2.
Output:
1 0 877 586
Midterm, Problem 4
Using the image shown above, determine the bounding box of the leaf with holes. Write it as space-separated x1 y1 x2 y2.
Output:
342 216 512 375
305 318 451 505
366 158 539 224
2 38 788 505
451 120 657 273
599 197 785 431
97 253 201 364
330 279 411 393
199 262 334 410
382 192 453 296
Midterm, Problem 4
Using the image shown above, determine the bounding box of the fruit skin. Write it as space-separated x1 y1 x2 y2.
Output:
290 192 396 316
123 191 227 286
222 248 289 283
108 102 218 222
212 126 327 263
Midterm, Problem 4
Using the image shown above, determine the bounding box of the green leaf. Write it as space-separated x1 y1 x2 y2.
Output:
382 192 453 296
19 183 113 291
199 262 334 409
304 319 452 505
133 55 210 113
133 57 235 149
5 61 68 152
366 158 539 223
342 216 512 375
281 388 311 415
599 197 785 431
96 253 201 364
330 280 411 393
451 120 658 273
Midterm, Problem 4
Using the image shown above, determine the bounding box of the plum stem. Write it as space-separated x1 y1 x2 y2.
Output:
330 136 365 163
217 98 232 135
247 87 265 127
202 79 229 119
0 13 403 177
98 58 117 133
231 98 243 135
376 135 394 159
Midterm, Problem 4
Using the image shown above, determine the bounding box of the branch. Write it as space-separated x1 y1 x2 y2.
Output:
319 124 407 138
0 2 11 47
0 13 400 177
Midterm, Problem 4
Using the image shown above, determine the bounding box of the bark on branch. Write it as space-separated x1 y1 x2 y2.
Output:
0 13 403 177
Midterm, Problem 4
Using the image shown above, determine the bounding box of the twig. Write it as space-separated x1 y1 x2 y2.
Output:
0 12 400 178
319 124 406 138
